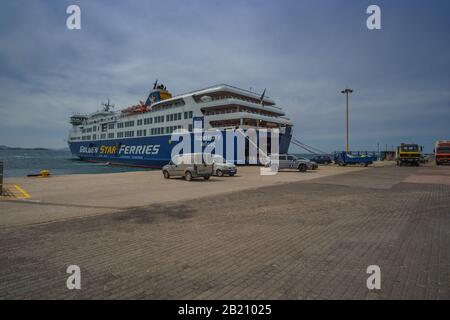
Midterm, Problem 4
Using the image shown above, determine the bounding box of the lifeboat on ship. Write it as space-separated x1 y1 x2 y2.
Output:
121 101 148 115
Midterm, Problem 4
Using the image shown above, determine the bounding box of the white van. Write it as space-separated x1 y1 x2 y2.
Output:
162 153 214 181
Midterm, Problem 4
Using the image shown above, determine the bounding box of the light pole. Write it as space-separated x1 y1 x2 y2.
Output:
341 88 353 152
377 142 380 159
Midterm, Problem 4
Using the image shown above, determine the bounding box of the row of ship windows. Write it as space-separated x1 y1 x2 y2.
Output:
84 100 187 125
205 107 278 118
82 111 194 133
77 125 191 141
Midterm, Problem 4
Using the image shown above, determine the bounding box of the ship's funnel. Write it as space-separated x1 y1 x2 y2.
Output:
145 84 172 106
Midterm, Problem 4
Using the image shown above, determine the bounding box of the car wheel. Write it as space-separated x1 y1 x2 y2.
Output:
216 169 223 177
204 175 210 180
185 171 192 181
298 164 307 172
163 170 170 179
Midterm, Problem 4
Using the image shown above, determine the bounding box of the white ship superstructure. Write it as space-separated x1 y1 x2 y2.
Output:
68 83 293 167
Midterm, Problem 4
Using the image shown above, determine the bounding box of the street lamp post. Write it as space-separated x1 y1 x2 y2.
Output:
377 142 380 159
341 88 353 152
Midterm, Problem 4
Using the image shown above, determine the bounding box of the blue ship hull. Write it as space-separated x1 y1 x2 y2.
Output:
68 128 292 168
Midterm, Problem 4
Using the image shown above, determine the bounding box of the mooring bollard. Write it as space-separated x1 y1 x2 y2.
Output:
0 160 3 196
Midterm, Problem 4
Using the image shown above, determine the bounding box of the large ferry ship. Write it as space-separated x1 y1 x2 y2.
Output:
68 83 293 167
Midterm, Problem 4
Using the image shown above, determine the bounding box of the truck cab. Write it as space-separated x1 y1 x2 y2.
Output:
396 143 422 166
434 140 450 165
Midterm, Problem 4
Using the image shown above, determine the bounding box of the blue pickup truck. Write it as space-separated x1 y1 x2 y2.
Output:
333 151 376 167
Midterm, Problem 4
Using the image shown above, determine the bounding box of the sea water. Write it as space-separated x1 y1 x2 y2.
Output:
0 149 150 178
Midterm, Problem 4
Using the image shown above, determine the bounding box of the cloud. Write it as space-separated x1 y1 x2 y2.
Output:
0 0 449 152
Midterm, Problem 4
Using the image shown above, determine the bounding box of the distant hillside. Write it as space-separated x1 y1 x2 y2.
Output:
0 145 50 151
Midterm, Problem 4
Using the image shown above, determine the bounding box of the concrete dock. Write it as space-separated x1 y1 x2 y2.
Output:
0 162 449 299
0 164 383 227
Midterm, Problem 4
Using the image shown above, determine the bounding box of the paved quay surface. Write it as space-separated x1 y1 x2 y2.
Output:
0 163 449 299
0 164 374 227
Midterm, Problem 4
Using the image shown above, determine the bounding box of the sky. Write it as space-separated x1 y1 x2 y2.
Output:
0 0 449 153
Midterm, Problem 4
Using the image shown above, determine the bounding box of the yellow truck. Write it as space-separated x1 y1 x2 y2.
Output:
396 143 422 166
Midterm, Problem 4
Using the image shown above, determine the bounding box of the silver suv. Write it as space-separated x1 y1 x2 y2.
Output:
162 153 213 181
212 154 237 177
265 154 313 172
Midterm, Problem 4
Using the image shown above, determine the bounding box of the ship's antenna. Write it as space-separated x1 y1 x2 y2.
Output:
153 79 158 89
101 98 114 112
